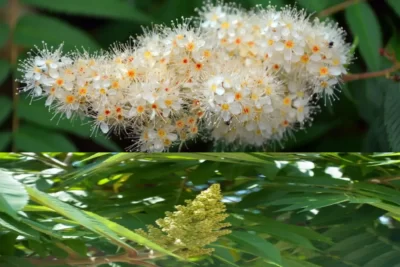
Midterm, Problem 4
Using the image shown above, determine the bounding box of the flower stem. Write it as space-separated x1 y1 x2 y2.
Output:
8 0 20 152
318 0 367 17
27 251 163 266
343 63 400 82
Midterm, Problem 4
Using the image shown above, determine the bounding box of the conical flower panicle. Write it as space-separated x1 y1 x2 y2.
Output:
18 2 352 152
135 184 231 258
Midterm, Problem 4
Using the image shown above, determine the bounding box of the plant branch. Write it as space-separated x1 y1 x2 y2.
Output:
20 152 70 171
318 0 367 18
27 251 164 267
343 63 400 82
8 0 20 152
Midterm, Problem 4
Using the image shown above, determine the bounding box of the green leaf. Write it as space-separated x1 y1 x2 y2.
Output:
18 98 121 151
0 233 18 256
25 186 181 259
0 22 9 48
63 239 87 257
384 83 400 150
364 251 400 267
229 231 282 266
345 2 382 71
249 0 285 8
387 0 400 18
188 161 219 184
0 257 36 267
327 232 376 254
92 135 121 151
14 14 100 51
269 195 349 212
343 242 390 264
0 132 11 151
15 123 77 152
297 0 342 13
0 213 41 241
285 121 341 149
86 211 181 260
0 60 10 86
21 0 151 23
0 96 12 126
0 170 29 219
0 0 6 7
211 245 241 267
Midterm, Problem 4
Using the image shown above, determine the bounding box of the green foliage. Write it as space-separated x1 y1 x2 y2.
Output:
0 171 28 219
297 0 342 12
384 83 400 150
1 153 400 266
14 14 101 51
0 60 9 86
345 2 382 71
14 124 78 152
0 23 9 48
20 0 151 23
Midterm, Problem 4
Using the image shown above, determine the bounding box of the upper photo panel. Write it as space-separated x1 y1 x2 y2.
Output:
0 0 398 152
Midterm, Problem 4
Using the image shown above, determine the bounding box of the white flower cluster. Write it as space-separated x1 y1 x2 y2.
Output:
18 1 352 152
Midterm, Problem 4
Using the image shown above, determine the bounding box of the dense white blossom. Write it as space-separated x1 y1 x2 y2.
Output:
17 1 352 152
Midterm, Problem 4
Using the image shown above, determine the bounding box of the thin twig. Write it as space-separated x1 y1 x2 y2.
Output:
343 63 400 82
7 0 21 152
27 251 165 266
54 242 81 259
318 0 367 18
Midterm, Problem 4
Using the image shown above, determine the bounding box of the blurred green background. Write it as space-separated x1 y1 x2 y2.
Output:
1 0 400 152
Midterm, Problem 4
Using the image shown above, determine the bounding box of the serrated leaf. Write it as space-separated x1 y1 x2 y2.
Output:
0 171 29 219
384 83 400 150
364 251 400 267
0 59 10 86
345 3 382 71
229 231 282 266
15 123 77 152
14 14 100 51
328 232 375 254
0 22 9 48
21 0 151 23
0 96 12 125
343 242 390 264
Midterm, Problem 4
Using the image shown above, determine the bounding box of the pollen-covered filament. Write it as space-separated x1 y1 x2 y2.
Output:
137 105 145 114
18 2 351 152
221 103 230 111
65 95 75 104
78 87 87 96
319 67 329 76
285 40 294 49
158 129 167 138
56 79 64 86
